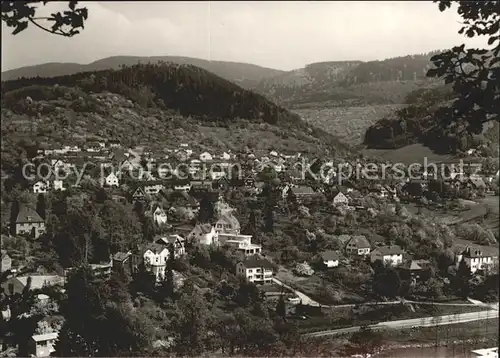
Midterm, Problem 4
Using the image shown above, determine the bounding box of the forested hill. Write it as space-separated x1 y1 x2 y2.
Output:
2 62 298 126
1 56 285 89
1 62 350 157
255 52 443 107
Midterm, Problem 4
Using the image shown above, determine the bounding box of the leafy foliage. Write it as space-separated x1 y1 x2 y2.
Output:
1 1 88 37
426 1 500 133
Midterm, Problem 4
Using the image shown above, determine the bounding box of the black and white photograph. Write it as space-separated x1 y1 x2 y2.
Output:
1 1 499 357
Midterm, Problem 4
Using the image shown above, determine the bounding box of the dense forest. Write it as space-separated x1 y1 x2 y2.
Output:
1 55 285 89
1 62 296 126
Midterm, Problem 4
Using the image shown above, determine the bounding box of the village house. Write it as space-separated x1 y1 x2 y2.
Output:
141 243 170 282
155 235 186 258
1 251 12 273
333 191 350 206
225 240 262 256
190 180 214 192
456 246 498 274
285 185 317 203
105 172 119 187
398 259 432 283
220 234 262 256
28 331 58 357
215 213 241 235
188 223 219 246
112 251 138 276
132 186 146 201
320 250 341 268
144 182 165 195
107 139 121 148
345 235 371 256
370 245 405 266
33 181 49 194
16 206 46 239
2 275 64 295
153 206 168 226
236 255 274 285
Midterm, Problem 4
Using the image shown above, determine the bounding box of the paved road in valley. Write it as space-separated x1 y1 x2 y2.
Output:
272 277 496 310
304 309 499 338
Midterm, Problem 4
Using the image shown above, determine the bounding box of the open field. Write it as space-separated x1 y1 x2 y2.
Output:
294 104 405 145
362 143 456 165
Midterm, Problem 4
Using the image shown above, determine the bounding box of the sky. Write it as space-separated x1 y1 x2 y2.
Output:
1 1 490 72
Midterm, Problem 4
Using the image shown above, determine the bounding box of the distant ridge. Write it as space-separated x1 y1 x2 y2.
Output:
1 55 285 89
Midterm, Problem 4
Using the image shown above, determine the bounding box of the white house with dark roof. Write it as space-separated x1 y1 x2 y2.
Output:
105 172 119 187
456 246 498 274
15 206 45 239
141 243 170 282
155 234 186 258
28 331 58 357
370 245 405 266
220 234 262 256
345 235 371 256
321 250 341 268
236 255 274 284
333 192 349 206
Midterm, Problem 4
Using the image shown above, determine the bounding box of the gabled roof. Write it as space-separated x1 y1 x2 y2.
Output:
155 234 185 246
16 206 44 224
321 250 340 261
346 235 370 249
132 186 146 197
113 251 131 262
290 186 316 195
142 243 168 254
216 214 240 230
373 245 405 256
196 223 214 234
15 275 64 290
